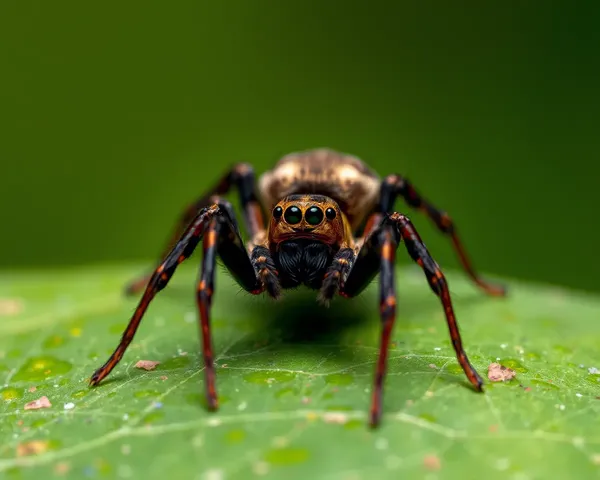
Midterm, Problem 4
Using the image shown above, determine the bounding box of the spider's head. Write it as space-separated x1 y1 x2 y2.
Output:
268 194 350 247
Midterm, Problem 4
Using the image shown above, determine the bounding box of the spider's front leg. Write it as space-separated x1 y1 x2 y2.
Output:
340 213 483 427
90 199 279 411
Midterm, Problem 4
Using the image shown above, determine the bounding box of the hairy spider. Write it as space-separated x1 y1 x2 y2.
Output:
89 148 505 427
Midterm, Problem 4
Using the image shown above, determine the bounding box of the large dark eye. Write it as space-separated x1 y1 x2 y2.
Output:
284 205 302 224
273 206 283 219
305 206 323 225
325 207 337 220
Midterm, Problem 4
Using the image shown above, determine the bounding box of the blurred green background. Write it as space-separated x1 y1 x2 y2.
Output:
1 2 598 292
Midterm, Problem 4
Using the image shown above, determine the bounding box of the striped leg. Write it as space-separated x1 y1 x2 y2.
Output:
317 247 355 305
90 200 279 410
377 174 506 297
341 213 483 427
126 163 265 295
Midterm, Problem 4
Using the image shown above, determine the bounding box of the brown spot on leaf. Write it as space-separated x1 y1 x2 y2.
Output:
323 412 348 424
487 363 516 382
17 440 50 457
135 360 160 371
0 298 24 316
423 454 441 471
54 462 71 475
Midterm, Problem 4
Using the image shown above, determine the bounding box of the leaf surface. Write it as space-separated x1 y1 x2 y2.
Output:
1 264 599 479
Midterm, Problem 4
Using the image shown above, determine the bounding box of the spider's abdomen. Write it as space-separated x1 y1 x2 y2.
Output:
258 148 380 231
275 239 333 290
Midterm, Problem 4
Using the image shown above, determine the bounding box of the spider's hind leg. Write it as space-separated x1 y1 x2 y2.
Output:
126 163 264 295
376 174 506 297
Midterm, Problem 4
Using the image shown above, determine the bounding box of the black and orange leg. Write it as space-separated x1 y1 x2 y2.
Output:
341 214 483 427
90 199 278 403
318 247 355 305
376 174 506 297
126 163 265 295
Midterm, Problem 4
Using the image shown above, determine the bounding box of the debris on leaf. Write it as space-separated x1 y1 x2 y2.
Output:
588 367 600 375
54 462 71 475
0 298 24 316
135 360 160 371
322 412 348 424
487 363 516 382
17 440 50 457
24 396 52 410
423 454 441 471
160 375 168 381
28 386 37 393
64 402 75 410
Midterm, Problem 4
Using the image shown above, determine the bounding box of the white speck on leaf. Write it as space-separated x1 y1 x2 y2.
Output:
576 393 583 398
63 402 75 410
500 343 507 349
588 367 599 374
433 347 441 351
207 418 222 427
237 402 247 411
572 437 584 447
203 468 224 480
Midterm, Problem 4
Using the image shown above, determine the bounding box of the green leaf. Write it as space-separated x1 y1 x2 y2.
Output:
0 264 599 479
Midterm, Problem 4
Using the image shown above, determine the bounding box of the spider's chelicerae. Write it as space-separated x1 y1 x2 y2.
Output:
90 148 506 427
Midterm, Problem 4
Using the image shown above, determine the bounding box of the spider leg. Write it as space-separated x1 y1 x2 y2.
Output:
196 208 280 409
374 174 506 297
341 214 483 427
317 247 355 305
90 199 277 406
126 163 264 295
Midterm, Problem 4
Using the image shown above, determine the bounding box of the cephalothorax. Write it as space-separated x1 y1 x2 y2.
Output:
90 148 505 427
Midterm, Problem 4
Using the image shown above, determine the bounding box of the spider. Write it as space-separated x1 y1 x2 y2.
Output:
89 148 506 427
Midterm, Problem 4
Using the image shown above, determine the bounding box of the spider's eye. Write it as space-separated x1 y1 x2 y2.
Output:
273 206 283 219
325 207 337 220
284 206 302 224
305 206 324 225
